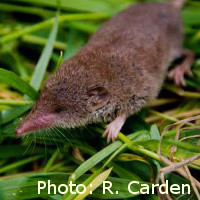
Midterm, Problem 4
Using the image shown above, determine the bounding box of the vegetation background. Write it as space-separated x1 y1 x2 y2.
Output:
0 0 200 199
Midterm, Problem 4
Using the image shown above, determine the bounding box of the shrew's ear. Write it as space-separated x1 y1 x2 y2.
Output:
87 86 110 111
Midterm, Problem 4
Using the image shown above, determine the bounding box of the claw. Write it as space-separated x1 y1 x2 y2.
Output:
168 64 192 86
168 49 194 87
102 114 126 143
103 125 118 143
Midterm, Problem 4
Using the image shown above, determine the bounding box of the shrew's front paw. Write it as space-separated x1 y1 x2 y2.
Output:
103 114 126 143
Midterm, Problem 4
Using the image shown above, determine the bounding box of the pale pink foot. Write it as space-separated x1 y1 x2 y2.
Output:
103 114 126 143
168 64 193 86
168 49 194 86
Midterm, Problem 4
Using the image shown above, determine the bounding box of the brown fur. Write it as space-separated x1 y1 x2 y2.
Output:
16 2 184 134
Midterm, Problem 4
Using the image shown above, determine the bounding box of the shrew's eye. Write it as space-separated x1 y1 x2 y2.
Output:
55 107 63 113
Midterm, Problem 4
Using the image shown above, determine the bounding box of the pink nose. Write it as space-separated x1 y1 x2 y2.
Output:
15 113 54 136
15 120 36 136
15 122 38 136
15 127 28 136
15 128 22 136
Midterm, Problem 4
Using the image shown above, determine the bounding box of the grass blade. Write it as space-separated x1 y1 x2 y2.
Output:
0 105 31 125
0 13 109 44
30 11 59 91
0 68 37 99
0 155 41 174
74 168 112 200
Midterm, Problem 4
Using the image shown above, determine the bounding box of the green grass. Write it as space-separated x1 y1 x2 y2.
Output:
0 0 200 199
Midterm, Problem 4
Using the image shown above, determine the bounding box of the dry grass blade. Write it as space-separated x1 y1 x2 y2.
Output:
156 154 200 200
184 164 200 200
157 115 200 200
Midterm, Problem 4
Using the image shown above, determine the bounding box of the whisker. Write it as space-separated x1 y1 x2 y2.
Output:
49 127 62 156
54 126 71 145
23 135 33 156
31 132 37 154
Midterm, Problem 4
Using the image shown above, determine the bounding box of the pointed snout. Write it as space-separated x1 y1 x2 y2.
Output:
15 113 55 136
15 123 36 136
15 127 24 136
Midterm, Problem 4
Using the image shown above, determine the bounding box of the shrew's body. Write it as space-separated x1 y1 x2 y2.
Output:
16 0 194 142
